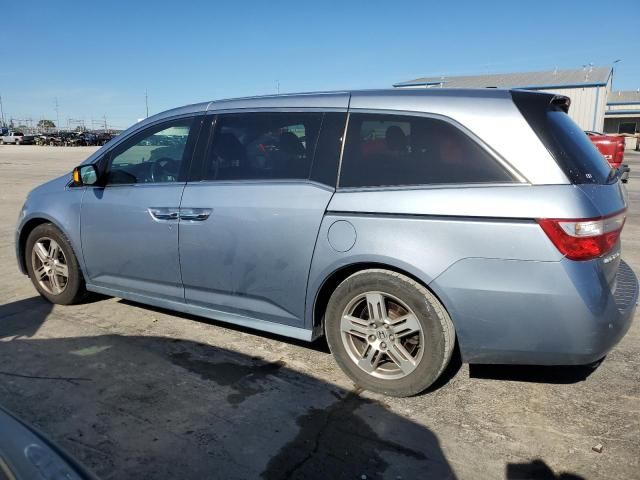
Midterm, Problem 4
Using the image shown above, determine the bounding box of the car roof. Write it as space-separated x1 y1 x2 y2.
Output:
146 88 553 124
205 88 516 111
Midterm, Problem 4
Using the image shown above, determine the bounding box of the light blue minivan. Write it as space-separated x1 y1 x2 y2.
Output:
16 89 638 396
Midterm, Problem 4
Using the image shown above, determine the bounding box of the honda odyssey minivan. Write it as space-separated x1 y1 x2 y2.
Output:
16 89 638 397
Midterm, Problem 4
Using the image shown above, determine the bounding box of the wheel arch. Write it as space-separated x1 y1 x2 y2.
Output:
18 216 75 275
311 261 454 335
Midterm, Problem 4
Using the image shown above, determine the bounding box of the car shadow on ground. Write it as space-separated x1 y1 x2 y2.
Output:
1 296 455 479
506 459 585 479
0 296 52 338
0 297 589 479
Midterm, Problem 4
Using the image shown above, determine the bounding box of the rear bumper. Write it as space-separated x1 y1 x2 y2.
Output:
431 258 638 365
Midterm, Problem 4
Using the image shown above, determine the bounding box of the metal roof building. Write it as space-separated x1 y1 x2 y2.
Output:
605 90 640 139
395 66 613 132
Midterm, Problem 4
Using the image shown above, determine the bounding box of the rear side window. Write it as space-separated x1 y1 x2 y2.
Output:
204 112 323 181
511 90 613 184
339 113 515 188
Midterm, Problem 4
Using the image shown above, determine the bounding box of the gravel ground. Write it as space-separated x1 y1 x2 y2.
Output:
0 145 638 480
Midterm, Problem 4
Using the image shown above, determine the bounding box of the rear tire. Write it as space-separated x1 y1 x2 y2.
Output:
25 223 88 305
325 269 455 397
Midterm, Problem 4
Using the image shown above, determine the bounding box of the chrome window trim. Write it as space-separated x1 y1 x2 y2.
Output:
335 182 532 193
184 178 334 192
205 106 348 114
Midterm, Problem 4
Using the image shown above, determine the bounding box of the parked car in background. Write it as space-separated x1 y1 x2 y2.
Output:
96 132 115 145
36 132 63 146
585 131 629 182
59 131 79 146
1 130 36 145
585 131 625 166
16 89 638 397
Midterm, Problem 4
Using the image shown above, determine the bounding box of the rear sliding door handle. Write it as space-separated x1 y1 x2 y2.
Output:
148 207 180 221
179 208 212 221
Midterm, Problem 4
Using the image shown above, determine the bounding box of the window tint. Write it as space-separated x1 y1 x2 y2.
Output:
107 118 194 184
204 112 323 181
511 90 613 184
339 113 514 188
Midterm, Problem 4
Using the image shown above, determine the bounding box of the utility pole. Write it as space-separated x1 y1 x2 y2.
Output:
0 94 5 127
145 89 149 118
54 97 59 131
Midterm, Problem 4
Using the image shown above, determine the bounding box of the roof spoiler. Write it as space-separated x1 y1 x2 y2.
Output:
511 89 571 113
550 95 570 113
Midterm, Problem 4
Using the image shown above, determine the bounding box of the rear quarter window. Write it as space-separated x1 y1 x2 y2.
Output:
339 113 516 188
511 90 613 184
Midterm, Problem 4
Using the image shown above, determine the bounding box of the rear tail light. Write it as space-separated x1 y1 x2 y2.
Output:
537 210 626 260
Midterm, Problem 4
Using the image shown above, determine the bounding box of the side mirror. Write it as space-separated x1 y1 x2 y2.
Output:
72 164 99 186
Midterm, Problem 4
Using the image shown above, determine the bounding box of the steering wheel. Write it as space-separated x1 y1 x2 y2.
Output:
150 157 180 183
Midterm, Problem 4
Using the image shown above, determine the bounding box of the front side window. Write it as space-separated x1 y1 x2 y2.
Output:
107 118 194 184
339 113 515 188
204 112 323 181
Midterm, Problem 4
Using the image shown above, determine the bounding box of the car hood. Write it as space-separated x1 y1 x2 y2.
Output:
27 173 72 199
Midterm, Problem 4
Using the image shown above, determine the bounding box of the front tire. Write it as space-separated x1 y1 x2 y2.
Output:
25 223 88 305
325 269 455 397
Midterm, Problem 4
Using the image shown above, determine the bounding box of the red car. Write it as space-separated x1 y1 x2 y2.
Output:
585 131 625 168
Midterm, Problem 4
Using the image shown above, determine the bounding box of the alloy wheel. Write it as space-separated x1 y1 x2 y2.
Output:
31 237 69 295
340 291 424 380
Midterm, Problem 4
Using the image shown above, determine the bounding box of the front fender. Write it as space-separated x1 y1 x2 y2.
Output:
16 185 86 277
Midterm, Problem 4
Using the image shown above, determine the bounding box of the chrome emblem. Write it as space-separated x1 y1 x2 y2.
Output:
603 251 620 264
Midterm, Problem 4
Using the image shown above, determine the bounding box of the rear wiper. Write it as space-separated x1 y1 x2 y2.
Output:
606 167 620 184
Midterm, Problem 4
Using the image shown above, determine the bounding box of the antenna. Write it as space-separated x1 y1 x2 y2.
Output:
145 89 149 118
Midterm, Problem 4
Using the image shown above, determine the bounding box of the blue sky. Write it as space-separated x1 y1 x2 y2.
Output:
2 0 637 129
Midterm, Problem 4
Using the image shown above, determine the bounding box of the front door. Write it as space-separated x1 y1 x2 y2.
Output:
81 116 200 302
179 111 347 326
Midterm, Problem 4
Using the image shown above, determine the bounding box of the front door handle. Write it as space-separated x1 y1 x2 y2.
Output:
148 207 180 221
179 208 212 221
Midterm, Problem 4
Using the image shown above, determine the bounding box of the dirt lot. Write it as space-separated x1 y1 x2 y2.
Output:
1 145 639 480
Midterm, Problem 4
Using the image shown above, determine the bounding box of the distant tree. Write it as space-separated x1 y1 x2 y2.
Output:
37 119 56 129
16 125 28 130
